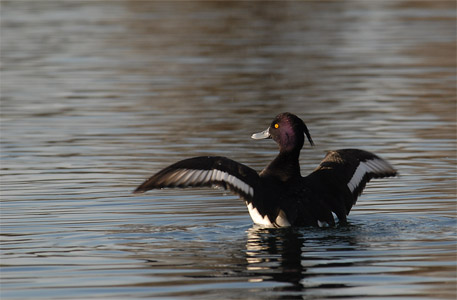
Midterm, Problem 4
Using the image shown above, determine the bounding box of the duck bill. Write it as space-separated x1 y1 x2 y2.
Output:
251 128 271 140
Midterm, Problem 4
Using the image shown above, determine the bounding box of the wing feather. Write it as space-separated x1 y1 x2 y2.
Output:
307 149 397 222
133 156 259 202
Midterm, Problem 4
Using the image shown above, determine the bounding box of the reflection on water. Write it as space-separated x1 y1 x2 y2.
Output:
104 217 455 299
245 217 456 299
246 227 309 296
1 1 456 299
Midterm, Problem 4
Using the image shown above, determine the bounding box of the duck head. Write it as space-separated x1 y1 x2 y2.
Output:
252 112 314 153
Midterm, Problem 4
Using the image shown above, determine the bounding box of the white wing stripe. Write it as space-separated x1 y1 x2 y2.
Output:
222 172 229 182
216 170 223 181
180 170 198 183
196 170 209 182
187 170 199 183
170 169 254 197
202 170 213 183
347 158 394 192
367 159 394 173
170 170 187 184
365 160 384 172
227 174 254 196
210 170 218 181
348 162 368 192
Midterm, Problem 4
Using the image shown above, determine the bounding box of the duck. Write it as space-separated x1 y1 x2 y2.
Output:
134 112 397 227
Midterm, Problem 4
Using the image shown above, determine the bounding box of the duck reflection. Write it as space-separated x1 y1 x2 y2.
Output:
244 225 360 297
245 226 306 295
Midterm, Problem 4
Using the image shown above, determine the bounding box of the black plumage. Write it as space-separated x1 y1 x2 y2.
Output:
134 112 397 227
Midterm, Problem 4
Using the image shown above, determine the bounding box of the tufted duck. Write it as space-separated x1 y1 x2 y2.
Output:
134 112 397 227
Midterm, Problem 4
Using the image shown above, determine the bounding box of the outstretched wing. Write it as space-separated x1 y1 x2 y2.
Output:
306 149 397 223
133 156 260 202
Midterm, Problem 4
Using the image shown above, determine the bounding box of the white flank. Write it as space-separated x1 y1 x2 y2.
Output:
317 220 329 228
347 158 394 193
332 212 339 223
275 210 291 227
247 202 273 227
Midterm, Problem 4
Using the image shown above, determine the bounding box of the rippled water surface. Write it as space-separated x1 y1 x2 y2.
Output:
1 1 456 299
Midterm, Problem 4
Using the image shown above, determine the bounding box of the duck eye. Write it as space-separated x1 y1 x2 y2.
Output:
274 123 279 129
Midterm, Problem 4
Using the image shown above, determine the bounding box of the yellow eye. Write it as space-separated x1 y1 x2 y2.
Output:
274 123 279 129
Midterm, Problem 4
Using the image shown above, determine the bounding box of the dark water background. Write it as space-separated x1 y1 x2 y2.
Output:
1 1 456 299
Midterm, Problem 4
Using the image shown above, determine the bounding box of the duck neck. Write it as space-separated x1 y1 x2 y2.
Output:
263 150 301 182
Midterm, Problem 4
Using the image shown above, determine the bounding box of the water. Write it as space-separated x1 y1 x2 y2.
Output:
1 1 456 299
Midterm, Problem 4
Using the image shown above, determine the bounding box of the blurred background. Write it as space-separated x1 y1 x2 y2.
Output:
1 1 456 299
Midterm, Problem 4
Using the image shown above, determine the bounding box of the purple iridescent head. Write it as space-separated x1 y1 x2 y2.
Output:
251 112 314 153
